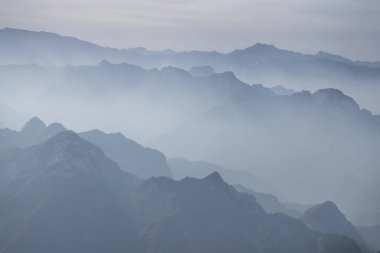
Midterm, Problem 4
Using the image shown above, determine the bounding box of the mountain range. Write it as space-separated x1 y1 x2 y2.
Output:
0 131 363 253
0 117 171 179
0 59 379 225
168 157 275 195
1 27 380 112
168 158 303 217
1 27 380 229
234 184 301 218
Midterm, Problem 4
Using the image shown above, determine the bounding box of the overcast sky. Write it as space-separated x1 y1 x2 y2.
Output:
1 0 379 61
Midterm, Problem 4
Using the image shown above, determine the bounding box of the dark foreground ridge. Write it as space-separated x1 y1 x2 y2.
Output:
0 132 362 253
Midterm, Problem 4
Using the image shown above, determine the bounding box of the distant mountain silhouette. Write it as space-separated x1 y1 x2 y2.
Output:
234 184 301 218
123 47 177 56
189 65 215 77
145 78 380 225
0 27 128 66
301 201 370 253
1 60 379 225
79 130 171 179
0 117 65 149
271 85 296 95
1 29 380 225
1 27 380 111
120 42 380 112
168 157 275 195
0 117 171 178
1 26 378 253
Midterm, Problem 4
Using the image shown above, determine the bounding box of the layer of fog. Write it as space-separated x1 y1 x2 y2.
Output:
1 62 380 226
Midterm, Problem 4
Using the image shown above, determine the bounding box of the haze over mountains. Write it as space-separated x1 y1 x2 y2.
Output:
358 225 380 252
0 117 171 179
1 28 380 227
0 26 380 252
169 158 275 195
0 131 363 253
1 27 380 112
0 102 23 129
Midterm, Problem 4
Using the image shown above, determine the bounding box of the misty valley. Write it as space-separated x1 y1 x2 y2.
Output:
0 27 380 253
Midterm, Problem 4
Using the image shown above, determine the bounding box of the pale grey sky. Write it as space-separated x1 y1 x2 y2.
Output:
1 0 380 61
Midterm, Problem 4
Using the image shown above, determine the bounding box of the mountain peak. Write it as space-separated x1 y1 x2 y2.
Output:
123 47 150 54
210 71 238 81
314 88 345 96
189 65 215 77
301 201 346 222
39 131 128 177
254 42 275 48
204 171 225 184
161 66 191 78
161 49 177 55
244 43 277 52
320 200 339 209
301 201 369 252
21 117 46 133
230 43 282 57
46 122 66 132
45 130 80 145
313 88 360 111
